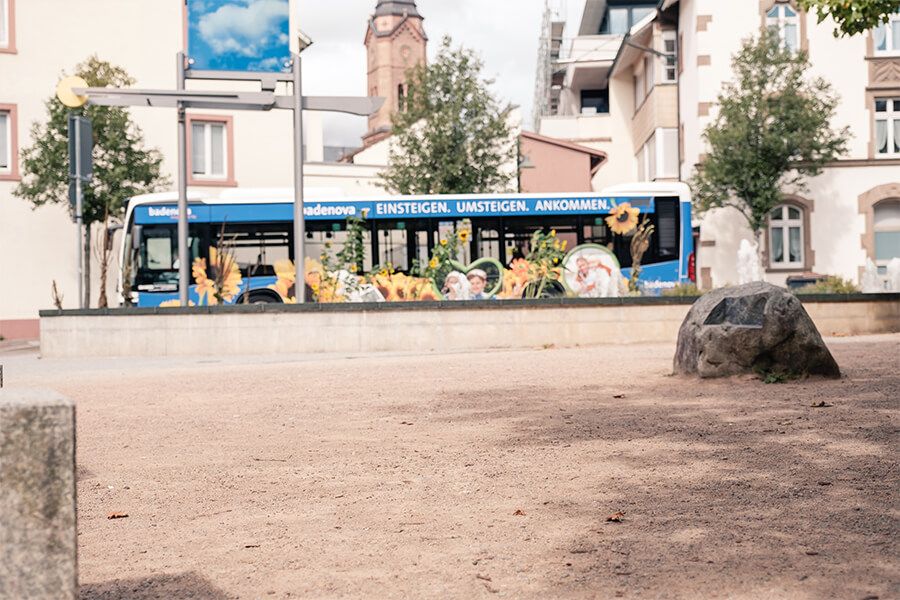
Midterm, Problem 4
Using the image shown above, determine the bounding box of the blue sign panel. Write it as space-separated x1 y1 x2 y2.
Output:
134 196 655 225
187 0 291 73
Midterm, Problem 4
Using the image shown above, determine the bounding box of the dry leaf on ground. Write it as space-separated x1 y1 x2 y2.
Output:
606 511 626 522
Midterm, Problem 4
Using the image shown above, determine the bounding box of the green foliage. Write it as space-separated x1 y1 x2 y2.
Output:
522 229 567 299
760 369 796 384
381 36 517 195
662 283 703 297
794 276 859 294
690 30 849 234
336 214 369 274
798 0 900 37
419 219 472 280
15 56 168 225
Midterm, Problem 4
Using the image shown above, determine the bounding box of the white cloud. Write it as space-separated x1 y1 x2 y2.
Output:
248 56 285 71
199 0 290 58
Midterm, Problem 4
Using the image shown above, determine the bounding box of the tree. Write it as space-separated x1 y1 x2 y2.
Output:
381 36 517 195
690 29 849 261
798 0 899 37
15 56 168 308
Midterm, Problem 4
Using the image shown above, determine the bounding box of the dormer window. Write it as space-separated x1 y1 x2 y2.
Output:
599 2 657 35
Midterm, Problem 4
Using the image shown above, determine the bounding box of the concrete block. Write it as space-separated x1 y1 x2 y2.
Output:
0 389 77 600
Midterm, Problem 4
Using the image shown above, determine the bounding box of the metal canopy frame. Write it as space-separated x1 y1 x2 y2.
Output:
77 52 383 306
76 88 383 115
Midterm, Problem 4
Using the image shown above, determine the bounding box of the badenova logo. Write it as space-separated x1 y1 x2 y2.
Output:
147 207 195 220
304 204 358 218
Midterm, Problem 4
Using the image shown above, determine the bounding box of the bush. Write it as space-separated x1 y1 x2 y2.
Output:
662 284 703 297
794 276 859 295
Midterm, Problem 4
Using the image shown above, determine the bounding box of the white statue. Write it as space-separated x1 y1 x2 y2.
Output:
334 269 385 303
861 258 883 294
737 239 763 285
886 258 900 293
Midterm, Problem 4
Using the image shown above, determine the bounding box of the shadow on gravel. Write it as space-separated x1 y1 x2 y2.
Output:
80 572 231 600
501 371 899 599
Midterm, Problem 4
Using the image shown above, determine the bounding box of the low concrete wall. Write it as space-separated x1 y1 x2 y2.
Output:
39 295 900 359
0 389 77 600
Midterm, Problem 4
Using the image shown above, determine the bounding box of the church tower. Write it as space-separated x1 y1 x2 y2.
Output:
363 0 427 147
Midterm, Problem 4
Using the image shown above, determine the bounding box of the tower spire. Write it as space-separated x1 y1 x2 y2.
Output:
374 0 421 18
363 0 427 147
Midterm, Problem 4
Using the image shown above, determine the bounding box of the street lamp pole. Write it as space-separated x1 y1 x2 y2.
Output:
292 52 307 304
176 52 190 307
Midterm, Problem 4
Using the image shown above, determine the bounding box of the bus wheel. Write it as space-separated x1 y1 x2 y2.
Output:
243 291 283 305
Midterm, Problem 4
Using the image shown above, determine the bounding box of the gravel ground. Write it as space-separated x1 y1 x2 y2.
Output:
4 334 899 599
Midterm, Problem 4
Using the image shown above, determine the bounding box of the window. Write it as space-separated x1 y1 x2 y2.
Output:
581 89 609 114
662 30 677 83
659 128 679 178
0 0 12 51
188 116 234 185
0 104 17 180
637 128 678 181
634 69 644 108
873 10 900 55
0 0 8 48
634 54 654 108
874 200 900 274
397 84 406 112
599 3 657 35
307 222 375 273
767 3 799 53
769 205 804 268
875 98 900 157
0 110 9 173
377 222 410 271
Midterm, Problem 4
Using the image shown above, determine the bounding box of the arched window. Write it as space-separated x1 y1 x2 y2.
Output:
769 204 804 268
767 2 799 53
398 84 406 112
874 200 900 274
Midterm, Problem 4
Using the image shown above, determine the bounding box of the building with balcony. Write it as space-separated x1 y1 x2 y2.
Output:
536 0 900 290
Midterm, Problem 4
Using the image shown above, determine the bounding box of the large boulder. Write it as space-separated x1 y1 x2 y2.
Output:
674 282 840 379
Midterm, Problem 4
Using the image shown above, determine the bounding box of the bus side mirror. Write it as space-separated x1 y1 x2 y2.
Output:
131 225 142 251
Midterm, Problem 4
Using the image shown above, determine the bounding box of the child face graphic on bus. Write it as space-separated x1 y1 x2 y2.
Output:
467 269 488 299
442 271 470 301
576 257 590 278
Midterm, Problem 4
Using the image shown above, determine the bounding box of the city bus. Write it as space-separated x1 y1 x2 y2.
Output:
118 183 695 306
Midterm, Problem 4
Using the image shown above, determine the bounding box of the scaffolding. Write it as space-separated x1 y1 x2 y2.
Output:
532 0 567 131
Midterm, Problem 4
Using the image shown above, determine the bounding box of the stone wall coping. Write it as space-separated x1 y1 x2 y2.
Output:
38 293 900 318
0 389 73 407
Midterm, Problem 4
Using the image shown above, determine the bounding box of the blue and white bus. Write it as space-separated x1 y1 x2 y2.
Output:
118 183 695 306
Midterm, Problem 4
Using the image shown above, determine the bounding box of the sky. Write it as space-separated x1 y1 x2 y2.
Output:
297 0 587 148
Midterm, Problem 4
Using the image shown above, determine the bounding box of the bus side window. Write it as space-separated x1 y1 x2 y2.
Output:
477 227 501 262
438 221 471 265
378 224 409 271
655 198 680 259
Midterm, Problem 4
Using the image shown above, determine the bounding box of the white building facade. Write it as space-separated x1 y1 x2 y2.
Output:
0 0 385 339
538 0 900 290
